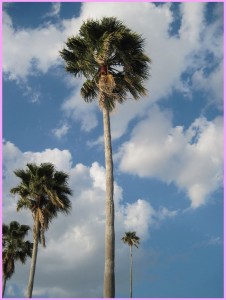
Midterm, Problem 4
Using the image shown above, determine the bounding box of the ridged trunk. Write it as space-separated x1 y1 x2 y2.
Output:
130 245 133 298
103 105 115 298
2 276 7 297
27 221 39 298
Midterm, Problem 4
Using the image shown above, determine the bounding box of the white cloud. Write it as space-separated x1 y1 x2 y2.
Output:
193 235 223 249
179 2 205 44
2 4 83 82
90 162 106 191
2 11 65 80
87 135 104 148
52 122 70 139
3 140 177 297
191 63 223 109
3 140 73 199
116 105 223 208
157 206 178 221
44 3 61 18
124 199 179 240
62 85 98 132
124 199 155 239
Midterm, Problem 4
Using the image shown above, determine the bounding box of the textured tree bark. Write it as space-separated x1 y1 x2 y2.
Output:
103 105 115 298
27 221 39 298
2 276 7 297
130 245 133 298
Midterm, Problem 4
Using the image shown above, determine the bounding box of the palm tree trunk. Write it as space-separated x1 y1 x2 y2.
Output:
2 276 7 297
130 245 133 298
27 221 39 298
102 105 115 298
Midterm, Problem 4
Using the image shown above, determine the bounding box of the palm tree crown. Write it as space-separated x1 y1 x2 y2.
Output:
122 231 140 248
11 163 72 247
2 221 33 296
60 17 151 110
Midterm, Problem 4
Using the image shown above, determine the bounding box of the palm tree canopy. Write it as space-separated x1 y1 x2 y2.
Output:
60 17 151 110
122 231 140 248
10 163 72 246
2 221 33 280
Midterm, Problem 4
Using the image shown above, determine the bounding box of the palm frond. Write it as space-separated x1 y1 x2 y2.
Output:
2 221 33 279
81 79 98 102
60 17 151 110
11 163 72 249
122 231 140 248
16 197 32 212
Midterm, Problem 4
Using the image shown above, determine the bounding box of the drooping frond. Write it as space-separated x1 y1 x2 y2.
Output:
81 79 98 102
16 197 32 212
60 35 97 79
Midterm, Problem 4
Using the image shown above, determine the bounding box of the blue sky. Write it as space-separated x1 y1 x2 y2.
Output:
2 2 224 298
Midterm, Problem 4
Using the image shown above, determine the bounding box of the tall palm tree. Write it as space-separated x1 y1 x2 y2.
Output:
60 17 150 297
122 231 140 298
10 163 72 298
2 221 33 297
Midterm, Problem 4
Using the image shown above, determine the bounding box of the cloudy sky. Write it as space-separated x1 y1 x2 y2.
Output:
2 1 224 298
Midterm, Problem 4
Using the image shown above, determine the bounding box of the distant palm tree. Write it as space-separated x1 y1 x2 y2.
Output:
10 163 72 298
122 231 140 298
2 221 33 297
60 17 150 297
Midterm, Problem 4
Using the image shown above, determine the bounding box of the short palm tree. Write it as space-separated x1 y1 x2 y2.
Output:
2 221 33 297
10 163 72 298
60 17 150 297
122 231 140 298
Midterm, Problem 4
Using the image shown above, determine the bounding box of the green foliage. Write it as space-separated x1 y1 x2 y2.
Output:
122 231 140 248
81 79 98 102
11 163 72 247
60 17 151 110
2 221 33 280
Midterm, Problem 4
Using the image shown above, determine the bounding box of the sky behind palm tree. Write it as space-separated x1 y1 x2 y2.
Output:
2 2 224 298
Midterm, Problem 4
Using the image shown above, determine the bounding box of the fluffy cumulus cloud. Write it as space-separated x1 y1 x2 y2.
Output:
2 12 63 80
2 3 81 81
123 199 178 239
2 2 223 137
116 106 223 208
179 2 205 44
3 141 178 297
3 140 73 175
